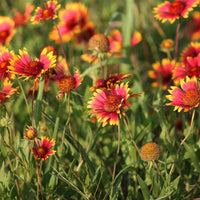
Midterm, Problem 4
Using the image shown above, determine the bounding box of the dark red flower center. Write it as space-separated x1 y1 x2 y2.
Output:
25 61 43 76
57 76 76 93
36 147 48 158
0 30 10 42
104 95 122 112
162 73 172 85
169 1 186 15
0 91 7 104
42 8 54 19
183 89 200 106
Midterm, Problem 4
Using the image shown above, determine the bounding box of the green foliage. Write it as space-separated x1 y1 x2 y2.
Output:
0 0 200 199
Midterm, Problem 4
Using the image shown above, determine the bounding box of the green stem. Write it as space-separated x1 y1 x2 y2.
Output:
110 123 121 199
170 110 195 175
34 76 45 129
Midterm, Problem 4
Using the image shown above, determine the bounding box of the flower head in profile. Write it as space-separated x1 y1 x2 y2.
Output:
81 53 98 64
88 83 141 126
90 73 132 92
186 11 200 41
24 126 37 140
49 2 88 43
9 47 56 80
0 47 15 79
0 78 19 104
141 142 162 162
31 0 61 24
166 76 200 112
154 0 198 23
148 58 176 89
13 3 35 27
0 17 16 45
131 31 142 47
31 136 56 160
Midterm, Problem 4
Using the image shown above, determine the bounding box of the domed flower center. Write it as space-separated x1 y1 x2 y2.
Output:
37 147 47 158
25 61 43 76
0 30 9 42
42 8 54 19
169 1 186 15
104 95 122 112
183 89 200 106
26 128 36 140
57 76 76 93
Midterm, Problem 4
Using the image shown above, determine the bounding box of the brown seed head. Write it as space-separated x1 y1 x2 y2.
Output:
140 142 161 161
88 34 110 53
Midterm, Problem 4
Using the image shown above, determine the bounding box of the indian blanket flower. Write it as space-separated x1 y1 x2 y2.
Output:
88 83 141 126
108 29 122 54
90 73 132 92
31 0 61 24
49 2 88 43
166 76 200 112
140 142 162 162
160 39 174 52
31 136 56 160
148 58 176 89
0 47 15 79
53 59 82 98
9 47 56 80
0 17 16 45
81 53 98 64
153 0 198 23
131 31 142 47
180 42 200 67
0 77 19 104
24 126 37 140
13 3 35 27
186 11 200 41
173 53 200 82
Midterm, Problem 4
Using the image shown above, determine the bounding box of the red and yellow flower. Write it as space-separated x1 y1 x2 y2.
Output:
0 77 19 104
24 126 37 140
173 53 200 82
108 29 122 54
31 136 56 160
0 17 16 45
0 47 15 79
186 11 200 41
9 47 56 80
13 3 35 27
160 39 174 52
88 83 140 126
49 2 88 43
166 76 200 112
90 73 132 92
148 58 176 89
154 0 198 23
131 31 142 47
180 42 200 67
31 0 60 24
56 69 82 98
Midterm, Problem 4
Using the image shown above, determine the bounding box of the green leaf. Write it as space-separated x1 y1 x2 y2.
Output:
184 143 200 172
137 174 150 200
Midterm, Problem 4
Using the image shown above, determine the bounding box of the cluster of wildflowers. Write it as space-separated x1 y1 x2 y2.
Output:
49 2 95 44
